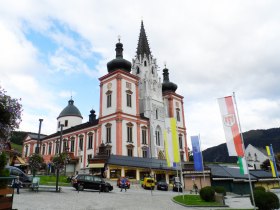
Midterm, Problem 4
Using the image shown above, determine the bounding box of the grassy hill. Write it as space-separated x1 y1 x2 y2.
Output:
202 127 280 163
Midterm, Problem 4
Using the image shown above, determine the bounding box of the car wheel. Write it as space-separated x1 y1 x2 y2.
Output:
78 185 84 191
104 186 109 192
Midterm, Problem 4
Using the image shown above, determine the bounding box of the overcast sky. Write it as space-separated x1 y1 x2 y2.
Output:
1 0 279 150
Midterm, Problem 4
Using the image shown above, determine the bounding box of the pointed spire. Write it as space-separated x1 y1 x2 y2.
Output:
136 20 151 59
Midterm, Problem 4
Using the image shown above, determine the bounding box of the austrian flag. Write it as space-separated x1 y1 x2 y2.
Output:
218 96 244 157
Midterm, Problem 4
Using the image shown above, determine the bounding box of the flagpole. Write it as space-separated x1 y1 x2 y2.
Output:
269 144 280 187
233 92 256 210
198 134 206 183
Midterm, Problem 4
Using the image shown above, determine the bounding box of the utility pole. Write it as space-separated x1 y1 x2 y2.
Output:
56 124 64 192
36 119 43 154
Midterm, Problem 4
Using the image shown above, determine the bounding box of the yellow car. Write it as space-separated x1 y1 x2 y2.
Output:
142 177 155 190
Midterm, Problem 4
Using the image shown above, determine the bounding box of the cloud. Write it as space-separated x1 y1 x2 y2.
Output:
1 0 280 150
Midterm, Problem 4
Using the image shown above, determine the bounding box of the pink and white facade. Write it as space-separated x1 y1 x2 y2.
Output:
22 21 188 174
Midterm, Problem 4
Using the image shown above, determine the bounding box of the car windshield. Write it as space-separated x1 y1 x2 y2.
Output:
147 180 154 183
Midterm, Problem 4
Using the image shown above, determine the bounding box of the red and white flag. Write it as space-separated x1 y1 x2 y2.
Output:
218 96 244 157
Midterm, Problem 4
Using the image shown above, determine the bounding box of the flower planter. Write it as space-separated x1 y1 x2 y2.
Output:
0 187 14 210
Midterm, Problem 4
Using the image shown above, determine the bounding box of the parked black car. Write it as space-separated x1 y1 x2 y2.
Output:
5 166 32 187
172 182 183 192
71 174 113 192
157 181 168 191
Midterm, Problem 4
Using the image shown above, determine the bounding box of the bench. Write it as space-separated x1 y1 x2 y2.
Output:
30 177 40 192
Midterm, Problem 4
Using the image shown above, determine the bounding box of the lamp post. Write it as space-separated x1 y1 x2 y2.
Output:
36 119 43 154
64 146 69 176
56 124 64 192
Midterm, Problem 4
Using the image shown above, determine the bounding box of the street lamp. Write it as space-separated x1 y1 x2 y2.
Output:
64 146 70 176
36 119 43 154
56 124 64 192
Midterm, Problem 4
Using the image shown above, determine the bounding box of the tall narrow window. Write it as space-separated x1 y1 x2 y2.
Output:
155 130 160 146
42 144 46 155
127 148 133 157
180 152 184 162
63 140 67 152
144 61 147 66
176 108 180 122
65 120 68 127
141 126 147 144
127 123 133 143
87 154 92 163
105 123 112 143
79 136 84 151
48 143 52 155
142 149 148 158
142 129 147 144
106 90 112 108
56 141 59 154
179 134 183 149
25 145 28 157
88 134 93 149
70 138 75 152
156 109 158 119
136 66 140 74
127 93 132 107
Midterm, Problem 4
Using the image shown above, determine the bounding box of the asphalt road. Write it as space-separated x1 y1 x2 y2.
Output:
12 184 254 210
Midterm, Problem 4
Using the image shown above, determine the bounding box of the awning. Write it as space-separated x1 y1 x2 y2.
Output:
88 163 105 168
17 156 26 164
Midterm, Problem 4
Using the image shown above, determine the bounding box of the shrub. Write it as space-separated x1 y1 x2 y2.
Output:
0 152 10 188
254 186 266 192
199 186 215 202
214 186 226 196
251 190 279 210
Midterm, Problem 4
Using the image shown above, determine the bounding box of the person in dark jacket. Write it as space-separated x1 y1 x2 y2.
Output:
13 176 21 194
120 177 127 192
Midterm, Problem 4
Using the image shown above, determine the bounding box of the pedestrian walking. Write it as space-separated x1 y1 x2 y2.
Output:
120 177 127 192
13 176 21 194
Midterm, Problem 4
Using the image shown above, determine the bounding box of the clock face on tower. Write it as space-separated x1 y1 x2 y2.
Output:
107 83 112 90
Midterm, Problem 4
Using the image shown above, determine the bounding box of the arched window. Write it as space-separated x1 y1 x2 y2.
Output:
127 144 134 157
136 66 140 74
106 90 112 108
127 122 134 143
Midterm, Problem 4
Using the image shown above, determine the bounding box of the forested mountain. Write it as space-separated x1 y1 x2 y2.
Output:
202 127 280 163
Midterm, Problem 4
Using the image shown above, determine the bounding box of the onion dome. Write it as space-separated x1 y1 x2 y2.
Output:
107 39 131 73
162 67 177 93
57 99 83 119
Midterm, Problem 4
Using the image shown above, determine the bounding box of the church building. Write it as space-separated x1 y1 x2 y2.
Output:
22 21 188 182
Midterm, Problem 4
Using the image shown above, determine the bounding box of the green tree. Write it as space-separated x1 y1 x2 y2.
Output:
28 153 44 177
52 152 67 170
0 86 22 149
